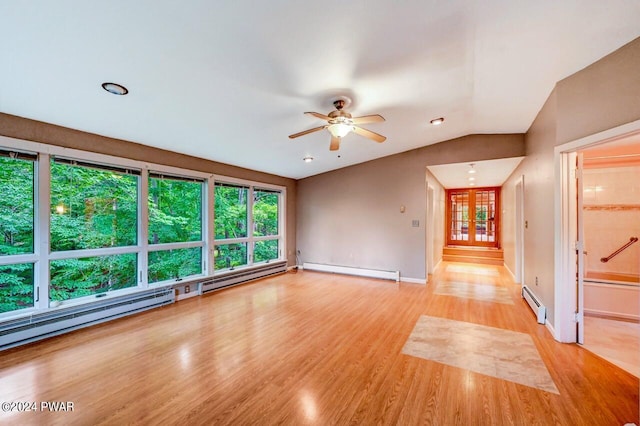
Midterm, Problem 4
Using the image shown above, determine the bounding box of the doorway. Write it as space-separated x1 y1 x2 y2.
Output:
553 120 640 342
446 187 500 248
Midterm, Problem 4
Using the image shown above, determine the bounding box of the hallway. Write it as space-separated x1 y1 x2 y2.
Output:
0 263 637 424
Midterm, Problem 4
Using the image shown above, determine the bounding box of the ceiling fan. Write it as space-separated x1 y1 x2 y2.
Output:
289 99 386 151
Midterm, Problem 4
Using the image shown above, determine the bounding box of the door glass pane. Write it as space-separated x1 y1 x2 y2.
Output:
450 191 469 242
473 190 496 243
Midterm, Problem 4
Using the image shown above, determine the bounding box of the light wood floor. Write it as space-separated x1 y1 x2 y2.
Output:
0 262 638 425
583 315 640 377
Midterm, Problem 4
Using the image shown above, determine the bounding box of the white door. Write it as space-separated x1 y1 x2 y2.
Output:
576 153 585 344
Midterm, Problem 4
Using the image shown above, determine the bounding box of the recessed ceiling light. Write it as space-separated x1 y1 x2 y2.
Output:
469 182 475 186
303 156 314 163
430 117 444 126
101 82 128 95
469 176 475 181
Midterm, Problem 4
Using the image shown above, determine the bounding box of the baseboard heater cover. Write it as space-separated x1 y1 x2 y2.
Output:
522 285 546 324
302 262 400 282
201 260 287 293
0 287 174 351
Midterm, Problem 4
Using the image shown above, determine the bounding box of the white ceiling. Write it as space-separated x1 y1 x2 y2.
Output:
428 157 525 189
0 1 638 179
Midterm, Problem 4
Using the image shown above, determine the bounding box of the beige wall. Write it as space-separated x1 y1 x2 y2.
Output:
0 112 298 266
502 36 640 330
297 134 525 280
502 90 558 323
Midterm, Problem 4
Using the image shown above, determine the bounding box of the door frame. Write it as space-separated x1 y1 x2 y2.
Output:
554 119 640 342
445 186 500 248
514 175 525 284
426 184 435 276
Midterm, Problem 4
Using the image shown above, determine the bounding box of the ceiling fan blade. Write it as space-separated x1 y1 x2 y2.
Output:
304 111 331 121
288 125 327 139
329 135 340 151
352 126 386 143
351 114 385 124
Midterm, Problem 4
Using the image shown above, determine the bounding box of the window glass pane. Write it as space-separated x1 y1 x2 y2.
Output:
50 161 138 251
253 190 279 237
148 176 202 244
214 243 247 270
0 263 34 313
254 240 278 263
214 185 247 239
50 253 137 301
0 156 34 255
148 248 202 283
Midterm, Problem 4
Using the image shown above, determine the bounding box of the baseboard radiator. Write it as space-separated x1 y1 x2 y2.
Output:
302 262 400 282
0 287 174 351
201 260 287 293
522 285 546 324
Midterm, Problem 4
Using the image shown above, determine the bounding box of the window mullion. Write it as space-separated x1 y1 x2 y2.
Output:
205 178 214 276
139 169 149 288
248 186 254 265
36 153 50 310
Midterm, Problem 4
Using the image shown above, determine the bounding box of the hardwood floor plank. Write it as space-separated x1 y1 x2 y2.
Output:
0 263 638 425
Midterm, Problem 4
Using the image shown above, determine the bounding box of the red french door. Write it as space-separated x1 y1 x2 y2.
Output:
446 187 500 248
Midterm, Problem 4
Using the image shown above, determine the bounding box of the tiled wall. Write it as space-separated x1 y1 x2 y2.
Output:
583 166 640 276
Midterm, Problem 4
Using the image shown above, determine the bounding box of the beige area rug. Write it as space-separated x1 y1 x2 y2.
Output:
435 281 514 304
402 316 559 394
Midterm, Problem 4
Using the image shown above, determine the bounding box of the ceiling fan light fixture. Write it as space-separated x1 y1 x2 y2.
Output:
101 82 128 95
430 117 444 126
468 163 476 173
328 123 353 138
303 156 314 163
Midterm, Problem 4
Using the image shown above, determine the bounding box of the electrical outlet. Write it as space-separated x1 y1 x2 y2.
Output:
185 285 190 294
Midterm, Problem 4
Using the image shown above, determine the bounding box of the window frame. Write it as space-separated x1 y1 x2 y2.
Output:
0 136 215 318
0 149 39 315
213 175 286 271
0 135 286 320
146 172 207 286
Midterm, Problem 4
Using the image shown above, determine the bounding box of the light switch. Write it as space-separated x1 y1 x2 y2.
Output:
412 220 419 227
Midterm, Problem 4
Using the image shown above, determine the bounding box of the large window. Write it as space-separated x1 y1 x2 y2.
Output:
0 152 36 314
0 139 286 317
147 174 204 283
214 182 282 270
49 159 139 301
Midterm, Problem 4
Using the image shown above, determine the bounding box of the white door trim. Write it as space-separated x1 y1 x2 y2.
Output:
514 175 525 284
554 119 640 342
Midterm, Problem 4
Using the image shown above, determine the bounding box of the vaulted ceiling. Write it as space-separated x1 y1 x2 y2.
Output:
1 1 639 179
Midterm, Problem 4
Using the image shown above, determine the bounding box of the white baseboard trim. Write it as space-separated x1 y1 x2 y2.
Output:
545 320 556 340
400 277 427 285
302 262 399 282
433 258 442 272
584 309 639 322
504 263 517 283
